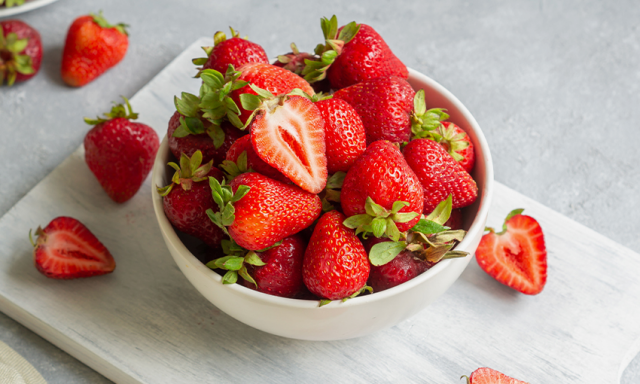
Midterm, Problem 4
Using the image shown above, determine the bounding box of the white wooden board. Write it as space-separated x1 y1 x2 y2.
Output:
1 38 639 383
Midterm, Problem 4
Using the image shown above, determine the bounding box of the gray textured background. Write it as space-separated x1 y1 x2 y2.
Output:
1 0 638 382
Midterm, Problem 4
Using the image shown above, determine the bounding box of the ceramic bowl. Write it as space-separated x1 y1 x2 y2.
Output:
151 68 494 341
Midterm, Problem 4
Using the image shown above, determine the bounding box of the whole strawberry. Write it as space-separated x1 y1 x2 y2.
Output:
61 11 128 87
414 120 476 173
463 367 530 384
341 140 423 233
0 19 42 86
193 27 269 74
84 97 159 203
402 138 478 213
364 237 429 292
157 151 226 248
222 135 289 183
208 172 321 251
315 98 366 174
30 217 115 279
302 211 370 303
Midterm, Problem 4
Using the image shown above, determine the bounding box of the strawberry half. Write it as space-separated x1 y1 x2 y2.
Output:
30 217 116 279
476 209 547 295
463 367 530 384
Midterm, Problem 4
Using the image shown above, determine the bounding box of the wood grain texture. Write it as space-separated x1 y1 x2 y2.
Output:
0 39 639 383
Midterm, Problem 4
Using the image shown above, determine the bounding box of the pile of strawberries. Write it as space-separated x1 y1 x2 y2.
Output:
158 16 480 305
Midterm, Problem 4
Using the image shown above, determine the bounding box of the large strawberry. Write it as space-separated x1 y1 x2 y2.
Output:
30 217 116 279
241 88 327 194
192 27 269 75
157 151 226 248
476 209 547 295
84 97 159 203
61 11 128 87
221 135 289 183
207 172 321 251
0 19 42 86
341 140 423 234
302 211 370 304
463 367 530 384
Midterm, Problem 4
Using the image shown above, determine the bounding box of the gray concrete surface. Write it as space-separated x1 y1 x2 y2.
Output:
1 0 638 382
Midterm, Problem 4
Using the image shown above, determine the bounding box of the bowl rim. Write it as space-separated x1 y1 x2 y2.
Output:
151 67 494 309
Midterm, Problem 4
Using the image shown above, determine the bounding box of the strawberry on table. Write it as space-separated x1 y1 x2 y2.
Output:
476 209 547 295
463 367 530 384
193 27 269 75
0 19 42 86
84 97 159 203
30 217 115 279
61 11 128 87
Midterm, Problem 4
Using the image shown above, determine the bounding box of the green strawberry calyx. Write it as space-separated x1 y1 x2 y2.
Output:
84 96 138 125
156 150 213 197
318 285 373 307
219 150 252 182
484 208 525 236
430 123 471 162
90 11 128 36
206 177 250 237
320 171 345 212
410 89 450 140
342 197 420 242
192 27 247 68
276 43 317 76
0 30 35 87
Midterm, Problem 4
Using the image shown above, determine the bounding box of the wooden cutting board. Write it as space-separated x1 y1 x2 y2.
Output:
1 38 638 384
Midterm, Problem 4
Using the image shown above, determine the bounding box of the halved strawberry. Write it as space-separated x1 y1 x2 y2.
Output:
476 209 547 295
30 217 116 279
463 367 529 384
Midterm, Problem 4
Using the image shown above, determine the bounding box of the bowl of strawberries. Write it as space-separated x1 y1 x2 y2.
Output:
151 17 493 340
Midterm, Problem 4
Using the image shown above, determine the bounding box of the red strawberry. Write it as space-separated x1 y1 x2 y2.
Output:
0 19 42 86
158 151 226 248
194 27 269 74
302 211 370 302
30 217 115 279
84 97 159 203
315 98 366 174
208 172 321 251
222 135 289 183
241 234 307 298
61 12 128 87
341 140 423 233
167 111 245 166
333 76 415 144
364 237 428 292
247 92 327 194
445 208 464 230
463 367 529 384
230 63 315 124
421 121 475 173
476 209 547 295
402 138 478 213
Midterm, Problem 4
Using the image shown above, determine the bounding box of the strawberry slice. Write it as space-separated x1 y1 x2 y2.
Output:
30 217 116 279
464 367 529 384
249 94 327 194
476 209 547 295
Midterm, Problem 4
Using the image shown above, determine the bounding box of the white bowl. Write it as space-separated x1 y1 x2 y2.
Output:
151 68 494 341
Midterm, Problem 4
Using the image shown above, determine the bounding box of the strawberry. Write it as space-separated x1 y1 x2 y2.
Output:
364 237 429 292
463 367 530 384
193 27 269 75
445 208 464 230
157 151 226 248
315 98 366 174
432 122 475 173
333 76 415 144
61 11 128 87
30 217 116 279
167 111 245 166
402 138 478 213
221 135 289 183
241 89 327 194
207 172 321 251
84 97 159 203
476 209 547 295
230 63 315 124
341 140 423 234
302 211 370 303
0 19 42 86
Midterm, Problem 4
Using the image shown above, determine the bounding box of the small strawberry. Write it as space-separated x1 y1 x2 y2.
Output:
221 135 289 183
207 172 321 251
0 19 42 86
30 217 115 279
241 88 327 194
229 63 315 124
61 11 128 87
193 27 269 75
462 367 530 384
302 211 371 304
157 151 226 248
402 138 478 213
476 209 547 295
315 98 366 174
84 97 159 203
364 237 429 292
333 76 415 144
341 140 423 234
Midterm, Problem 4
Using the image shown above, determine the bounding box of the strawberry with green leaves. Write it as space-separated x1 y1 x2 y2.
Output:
364 237 429 292
193 27 269 75
1 19 42 86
